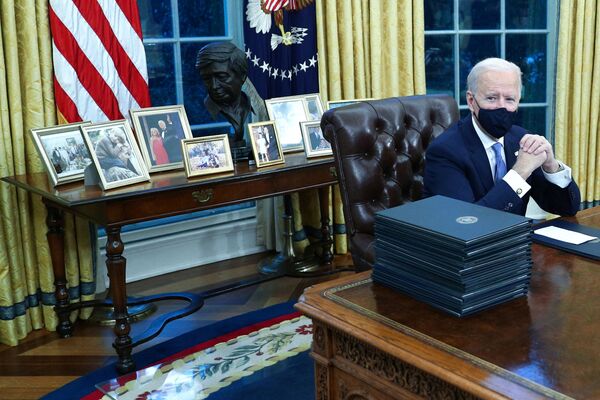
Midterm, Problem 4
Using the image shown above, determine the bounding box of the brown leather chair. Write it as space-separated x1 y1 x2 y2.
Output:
321 95 459 270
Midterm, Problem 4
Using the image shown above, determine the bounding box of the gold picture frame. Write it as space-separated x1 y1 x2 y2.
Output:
300 120 332 158
30 121 93 186
248 121 285 168
181 135 234 178
81 120 150 190
264 93 324 153
129 105 193 173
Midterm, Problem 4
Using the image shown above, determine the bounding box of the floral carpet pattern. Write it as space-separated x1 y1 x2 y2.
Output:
97 316 313 400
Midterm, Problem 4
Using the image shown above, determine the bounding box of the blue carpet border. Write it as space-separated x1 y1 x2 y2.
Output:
42 301 298 400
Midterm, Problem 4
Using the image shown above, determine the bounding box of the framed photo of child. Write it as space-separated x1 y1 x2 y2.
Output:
81 120 150 190
30 121 93 186
129 105 193 173
181 134 234 178
248 121 285 168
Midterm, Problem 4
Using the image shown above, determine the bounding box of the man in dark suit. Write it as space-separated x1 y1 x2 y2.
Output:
424 57 580 216
309 126 325 150
159 119 182 163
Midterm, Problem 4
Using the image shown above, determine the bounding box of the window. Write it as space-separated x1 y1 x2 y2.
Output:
137 0 243 136
425 0 557 140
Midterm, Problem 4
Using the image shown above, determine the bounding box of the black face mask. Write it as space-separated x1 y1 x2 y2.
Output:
474 99 517 139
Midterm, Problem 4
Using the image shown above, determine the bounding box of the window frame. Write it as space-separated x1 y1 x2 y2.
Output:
141 0 244 134
424 0 558 142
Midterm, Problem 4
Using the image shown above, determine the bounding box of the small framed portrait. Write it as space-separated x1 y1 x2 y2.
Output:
304 93 325 121
327 98 375 110
30 121 93 186
300 121 332 158
248 121 285 168
181 134 234 178
81 120 150 190
129 105 193 173
265 93 324 153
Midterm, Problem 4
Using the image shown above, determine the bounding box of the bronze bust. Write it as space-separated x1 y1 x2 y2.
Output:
195 42 252 147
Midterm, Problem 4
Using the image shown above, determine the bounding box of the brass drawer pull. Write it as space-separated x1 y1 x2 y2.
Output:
192 189 213 203
329 167 337 178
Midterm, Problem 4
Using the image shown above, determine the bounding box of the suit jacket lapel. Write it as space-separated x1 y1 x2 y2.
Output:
460 116 494 192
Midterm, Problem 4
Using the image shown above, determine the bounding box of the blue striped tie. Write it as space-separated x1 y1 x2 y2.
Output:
492 142 507 184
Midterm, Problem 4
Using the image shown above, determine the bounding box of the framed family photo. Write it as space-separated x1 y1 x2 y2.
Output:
300 121 332 158
129 105 193 173
81 120 150 190
248 121 285 168
181 134 234 178
31 121 93 186
327 98 374 110
265 93 324 153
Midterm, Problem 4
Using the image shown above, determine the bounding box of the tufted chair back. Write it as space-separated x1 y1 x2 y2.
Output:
321 95 459 270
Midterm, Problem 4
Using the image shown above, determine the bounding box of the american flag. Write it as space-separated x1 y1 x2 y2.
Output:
48 0 151 123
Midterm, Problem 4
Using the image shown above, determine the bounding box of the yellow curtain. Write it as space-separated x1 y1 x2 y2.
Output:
555 0 600 206
291 0 426 256
0 0 95 346
317 0 426 101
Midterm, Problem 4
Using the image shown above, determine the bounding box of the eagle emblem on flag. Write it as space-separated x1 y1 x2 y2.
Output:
246 0 315 50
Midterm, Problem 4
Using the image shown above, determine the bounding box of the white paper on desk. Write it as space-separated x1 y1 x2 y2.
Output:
533 226 597 245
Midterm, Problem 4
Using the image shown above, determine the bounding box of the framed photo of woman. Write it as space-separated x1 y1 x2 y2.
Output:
248 121 285 168
81 120 150 190
129 105 193 173
30 121 93 186
300 121 332 158
181 135 234 178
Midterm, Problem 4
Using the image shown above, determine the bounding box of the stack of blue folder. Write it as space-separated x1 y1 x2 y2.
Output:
373 195 533 317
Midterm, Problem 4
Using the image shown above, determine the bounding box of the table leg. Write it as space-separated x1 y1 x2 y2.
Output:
105 226 135 374
319 186 333 264
45 204 72 337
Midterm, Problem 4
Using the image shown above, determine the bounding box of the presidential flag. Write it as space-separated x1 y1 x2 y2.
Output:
49 0 151 123
244 0 319 99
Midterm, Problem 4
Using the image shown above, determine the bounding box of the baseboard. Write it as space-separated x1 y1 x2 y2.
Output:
95 207 265 292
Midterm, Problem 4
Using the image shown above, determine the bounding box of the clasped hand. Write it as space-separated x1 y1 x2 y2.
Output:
512 134 559 179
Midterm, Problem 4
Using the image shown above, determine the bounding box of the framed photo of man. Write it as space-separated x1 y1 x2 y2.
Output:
181 135 234 178
30 122 93 186
129 105 193 173
265 93 324 153
81 120 150 190
300 121 332 158
248 121 285 168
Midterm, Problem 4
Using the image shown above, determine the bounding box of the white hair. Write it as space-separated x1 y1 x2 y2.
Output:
467 58 522 95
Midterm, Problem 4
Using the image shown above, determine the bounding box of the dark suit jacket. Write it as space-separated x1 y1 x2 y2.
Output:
423 115 580 216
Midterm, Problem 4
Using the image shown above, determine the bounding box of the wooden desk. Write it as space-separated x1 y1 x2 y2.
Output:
2 153 336 373
296 206 600 400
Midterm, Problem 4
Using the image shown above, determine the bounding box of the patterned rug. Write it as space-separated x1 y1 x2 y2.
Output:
41 302 315 400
